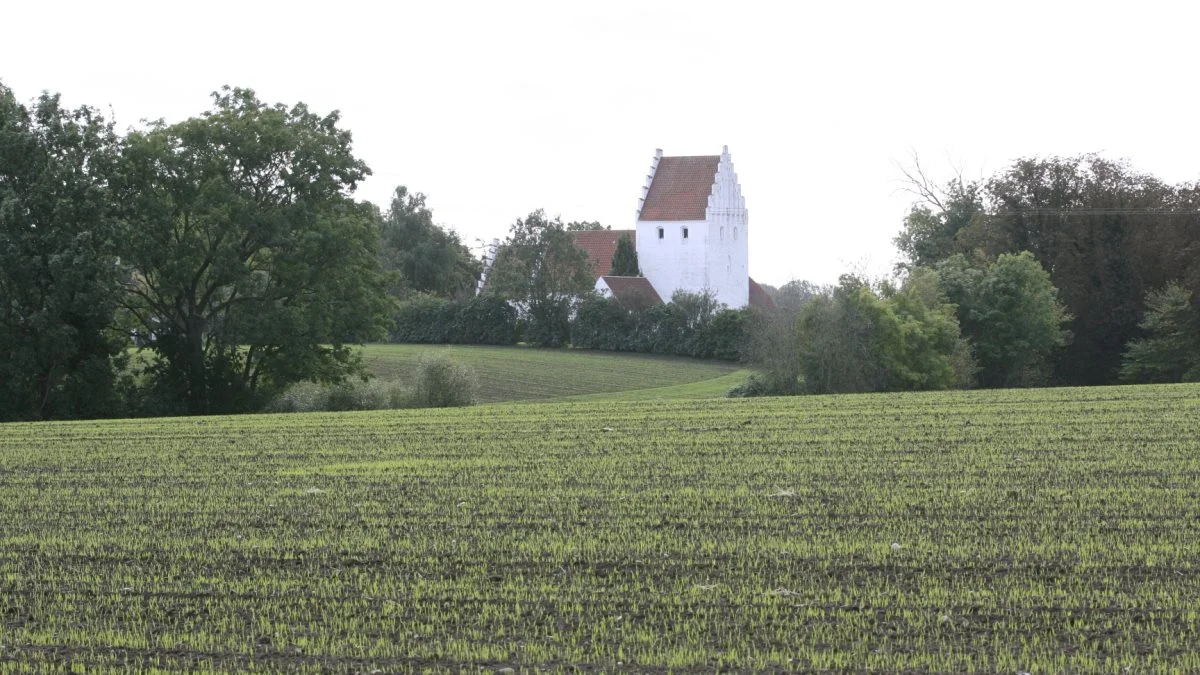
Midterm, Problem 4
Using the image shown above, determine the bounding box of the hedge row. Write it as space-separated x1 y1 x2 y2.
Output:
391 292 750 362
390 295 519 345
570 293 749 361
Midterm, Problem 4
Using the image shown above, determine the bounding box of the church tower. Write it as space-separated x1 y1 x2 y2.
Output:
634 146 749 308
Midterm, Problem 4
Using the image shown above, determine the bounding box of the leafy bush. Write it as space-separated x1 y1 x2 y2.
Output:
936 252 1069 388
743 306 804 395
725 374 776 398
268 357 479 412
697 306 749 361
410 354 477 408
267 379 410 413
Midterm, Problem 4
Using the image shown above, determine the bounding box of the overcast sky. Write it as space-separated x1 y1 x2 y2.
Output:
4 0 1198 285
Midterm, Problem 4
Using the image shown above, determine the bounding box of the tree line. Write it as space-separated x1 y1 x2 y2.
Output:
745 154 1200 395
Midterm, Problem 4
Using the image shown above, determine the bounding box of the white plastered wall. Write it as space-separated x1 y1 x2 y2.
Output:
635 219 709 304
702 147 749 308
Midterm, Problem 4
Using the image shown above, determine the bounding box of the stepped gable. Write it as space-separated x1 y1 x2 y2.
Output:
638 155 721 221
748 278 775 311
599 276 663 310
571 229 635 277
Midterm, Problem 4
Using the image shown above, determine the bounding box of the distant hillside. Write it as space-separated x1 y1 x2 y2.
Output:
362 344 743 404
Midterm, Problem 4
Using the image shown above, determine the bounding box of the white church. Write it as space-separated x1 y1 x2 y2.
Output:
479 146 771 309
573 146 771 310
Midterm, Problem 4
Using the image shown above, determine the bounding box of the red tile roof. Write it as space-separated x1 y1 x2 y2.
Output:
748 278 776 311
639 155 720 221
600 275 663 310
571 229 635 277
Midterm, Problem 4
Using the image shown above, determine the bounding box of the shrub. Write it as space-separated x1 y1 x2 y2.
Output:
726 374 776 398
267 379 410 413
411 354 477 408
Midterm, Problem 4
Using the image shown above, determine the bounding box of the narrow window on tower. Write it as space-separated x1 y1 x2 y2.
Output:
657 227 664 240
682 227 689 240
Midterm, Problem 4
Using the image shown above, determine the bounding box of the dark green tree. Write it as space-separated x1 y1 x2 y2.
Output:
117 87 392 414
379 186 481 299
882 269 968 391
936 252 1070 388
744 308 803 395
610 233 640 276
1119 283 1200 383
486 210 595 346
0 84 125 420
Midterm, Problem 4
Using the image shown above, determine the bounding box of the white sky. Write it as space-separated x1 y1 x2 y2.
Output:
4 0 1199 286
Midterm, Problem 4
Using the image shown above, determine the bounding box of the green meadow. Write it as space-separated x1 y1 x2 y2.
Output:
361 344 744 403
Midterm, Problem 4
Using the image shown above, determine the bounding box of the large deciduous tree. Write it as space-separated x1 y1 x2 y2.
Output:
118 87 392 414
486 210 595 346
379 186 481 299
893 159 985 271
0 84 125 420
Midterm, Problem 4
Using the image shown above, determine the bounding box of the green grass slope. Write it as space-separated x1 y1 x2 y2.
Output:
3 384 1200 671
362 343 742 403
553 368 755 402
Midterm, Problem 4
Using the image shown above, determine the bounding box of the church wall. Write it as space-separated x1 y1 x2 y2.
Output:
702 217 749 308
701 148 750 308
635 218 708 303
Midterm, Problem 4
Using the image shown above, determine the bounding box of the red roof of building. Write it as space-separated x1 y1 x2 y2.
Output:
639 155 720 221
571 229 635 277
600 275 663 310
749 277 776 311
